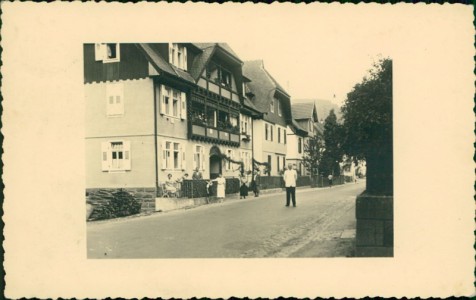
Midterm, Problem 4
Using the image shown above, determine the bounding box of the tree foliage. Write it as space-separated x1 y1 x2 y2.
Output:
302 134 323 176
341 58 393 195
320 109 344 176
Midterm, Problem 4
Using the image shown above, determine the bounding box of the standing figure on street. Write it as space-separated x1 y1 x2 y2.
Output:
239 173 249 199
251 170 260 197
212 173 226 203
283 163 298 207
328 174 333 188
206 180 213 204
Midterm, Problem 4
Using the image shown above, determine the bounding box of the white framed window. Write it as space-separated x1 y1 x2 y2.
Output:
106 82 124 116
241 115 251 135
159 84 186 119
95 43 120 63
193 145 205 171
101 140 131 172
270 99 275 113
169 43 188 70
270 125 274 142
278 100 282 116
284 129 287 144
298 137 302 154
278 127 281 143
162 141 184 170
226 149 234 171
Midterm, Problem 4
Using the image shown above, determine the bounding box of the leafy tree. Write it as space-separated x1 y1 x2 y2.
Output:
302 134 324 176
341 58 393 195
320 109 344 176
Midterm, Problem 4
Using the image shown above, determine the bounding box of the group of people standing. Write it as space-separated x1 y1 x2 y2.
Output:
165 167 260 202
239 171 260 199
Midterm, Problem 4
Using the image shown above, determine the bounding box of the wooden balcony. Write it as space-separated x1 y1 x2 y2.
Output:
191 123 240 147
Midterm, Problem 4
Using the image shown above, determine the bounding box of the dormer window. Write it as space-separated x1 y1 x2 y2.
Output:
278 100 282 116
95 43 120 63
270 99 275 113
169 43 188 70
219 69 231 88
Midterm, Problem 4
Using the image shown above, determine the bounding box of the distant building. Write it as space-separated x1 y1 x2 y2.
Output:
243 60 305 176
289 101 321 175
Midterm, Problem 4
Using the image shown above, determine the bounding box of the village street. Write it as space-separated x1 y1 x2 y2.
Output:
87 181 365 258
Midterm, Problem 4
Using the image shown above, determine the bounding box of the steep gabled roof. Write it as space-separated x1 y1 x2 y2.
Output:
242 97 263 118
243 60 282 113
189 43 243 81
292 101 318 121
291 119 308 136
136 43 195 84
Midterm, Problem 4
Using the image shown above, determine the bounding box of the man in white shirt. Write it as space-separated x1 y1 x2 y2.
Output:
283 163 298 207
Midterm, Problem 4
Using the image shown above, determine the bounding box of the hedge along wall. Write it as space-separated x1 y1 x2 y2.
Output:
311 175 346 187
256 176 311 190
296 176 311 187
180 178 240 198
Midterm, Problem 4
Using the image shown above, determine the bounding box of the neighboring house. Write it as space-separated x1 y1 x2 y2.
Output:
286 119 308 176
243 60 303 176
288 101 321 175
85 43 261 211
240 76 263 175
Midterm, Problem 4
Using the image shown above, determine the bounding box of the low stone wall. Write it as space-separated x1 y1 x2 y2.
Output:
86 187 157 215
355 192 393 257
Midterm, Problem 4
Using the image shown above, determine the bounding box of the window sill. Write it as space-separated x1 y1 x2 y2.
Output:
103 59 120 64
107 114 124 118
107 170 127 173
161 114 182 120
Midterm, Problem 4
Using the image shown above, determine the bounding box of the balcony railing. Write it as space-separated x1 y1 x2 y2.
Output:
191 123 240 145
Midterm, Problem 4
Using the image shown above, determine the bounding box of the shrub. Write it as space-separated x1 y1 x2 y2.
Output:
90 189 141 220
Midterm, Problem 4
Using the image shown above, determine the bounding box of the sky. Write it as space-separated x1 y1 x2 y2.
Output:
219 5 396 107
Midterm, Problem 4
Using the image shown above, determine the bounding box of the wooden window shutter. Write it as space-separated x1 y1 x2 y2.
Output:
201 147 206 171
117 83 124 115
181 144 186 170
101 142 111 171
183 46 188 70
123 141 131 170
95 43 105 61
193 146 198 170
160 85 166 114
174 45 179 67
180 92 187 119
168 44 173 64
161 140 167 170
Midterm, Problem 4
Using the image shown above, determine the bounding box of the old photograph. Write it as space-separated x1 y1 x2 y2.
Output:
3 3 473 298
85 42 393 258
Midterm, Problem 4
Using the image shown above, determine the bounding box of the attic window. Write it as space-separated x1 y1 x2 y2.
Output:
95 43 120 63
169 43 188 70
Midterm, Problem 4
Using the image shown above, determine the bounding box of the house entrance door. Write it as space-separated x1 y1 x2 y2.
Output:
209 155 222 179
209 145 222 179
